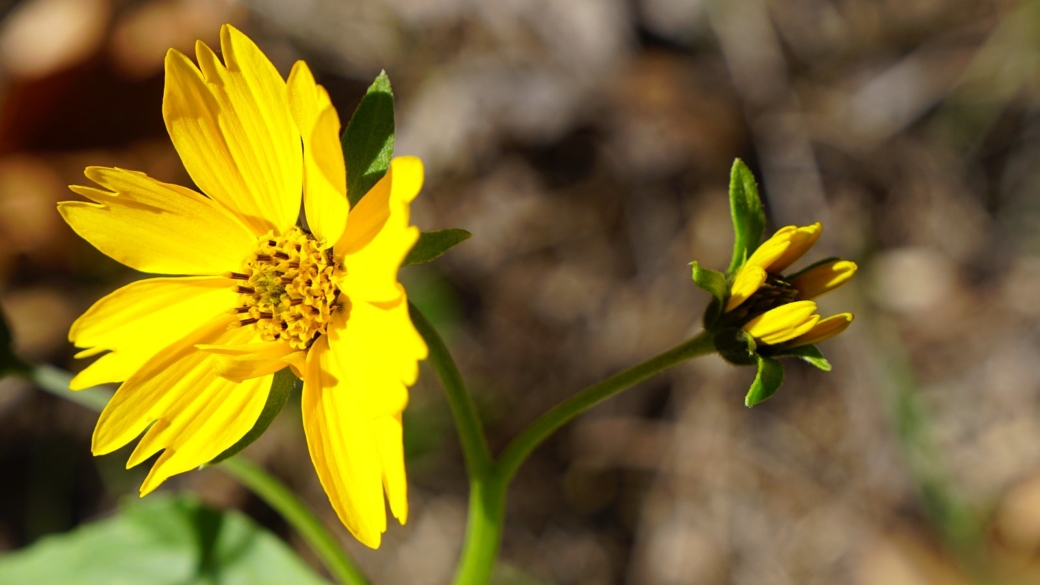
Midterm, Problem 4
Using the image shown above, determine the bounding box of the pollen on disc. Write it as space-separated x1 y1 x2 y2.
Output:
229 227 342 349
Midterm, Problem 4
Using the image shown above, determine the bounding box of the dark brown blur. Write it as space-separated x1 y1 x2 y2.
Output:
1 0 1039 583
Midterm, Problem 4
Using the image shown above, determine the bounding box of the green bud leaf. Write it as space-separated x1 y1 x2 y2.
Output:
727 159 766 274
343 71 394 207
770 343 832 371
691 261 728 301
210 368 298 464
745 355 784 407
403 228 472 267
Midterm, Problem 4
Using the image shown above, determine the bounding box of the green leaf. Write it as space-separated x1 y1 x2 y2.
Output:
691 261 728 302
343 71 395 207
745 355 784 407
771 344 832 371
0 495 330 585
403 229 472 267
210 368 298 464
727 159 766 274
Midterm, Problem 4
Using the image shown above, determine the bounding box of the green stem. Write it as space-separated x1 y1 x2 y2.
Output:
411 302 716 585
21 365 369 585
496 330 715 484
408 303 493 476
220 458 371 585
452 474 507 585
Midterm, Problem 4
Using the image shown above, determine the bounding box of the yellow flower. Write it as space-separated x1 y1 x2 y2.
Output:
724 223 856 348
58 25 426 548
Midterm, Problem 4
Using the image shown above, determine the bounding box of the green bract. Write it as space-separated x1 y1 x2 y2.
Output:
726 159 766 275
343 71 395 207
342 71 469 267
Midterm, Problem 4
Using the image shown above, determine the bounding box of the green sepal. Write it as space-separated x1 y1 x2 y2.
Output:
727 159 766 274
691 261 728 301
702 297 723 330
768 343 832 371
403 228 473 267
210 368 298 464
745 355 784 407
713 327 757 366
343 71 394 207
784 256 840 281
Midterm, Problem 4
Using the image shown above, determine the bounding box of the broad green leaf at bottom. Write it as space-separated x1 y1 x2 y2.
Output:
0 495 329 585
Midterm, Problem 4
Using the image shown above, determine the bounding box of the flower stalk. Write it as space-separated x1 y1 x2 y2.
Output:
412 302 717 584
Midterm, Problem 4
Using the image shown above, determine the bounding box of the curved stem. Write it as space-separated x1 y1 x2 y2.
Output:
220 458 370 585
496 330 714 485
21 365 369 585
410 305 716 584
409 303 493 476
451 473 507 585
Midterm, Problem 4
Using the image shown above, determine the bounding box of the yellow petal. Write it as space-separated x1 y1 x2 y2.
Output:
744 226 796 272
91 315 241 454
769 223 822 273
163 25 300 236
785 313 853 347
790 260 857 299
327 294 427 416
91 317 272 495
69 276 238 389
742 300 820 345
287 61 348 248
70 351 141 390
374 414 408 524
197 340 304 383
725 265 767 312
60 168 256 275
334 157 423 303
302 336 386 548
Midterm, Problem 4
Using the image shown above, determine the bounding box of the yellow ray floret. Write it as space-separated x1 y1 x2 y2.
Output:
790 260 858 300
768 222 821 273
785 313 853 348
742 300 820 345
725 265 767 312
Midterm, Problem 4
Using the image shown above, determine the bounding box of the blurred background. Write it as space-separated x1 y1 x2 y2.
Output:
0 0 1039 583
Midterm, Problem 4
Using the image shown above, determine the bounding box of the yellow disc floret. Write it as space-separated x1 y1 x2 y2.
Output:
228 227 340 349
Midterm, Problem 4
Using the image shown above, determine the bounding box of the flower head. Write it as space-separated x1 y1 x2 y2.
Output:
59 25 425 547
691 160 857 406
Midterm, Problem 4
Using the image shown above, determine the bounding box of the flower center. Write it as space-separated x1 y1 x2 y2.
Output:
728 274 800 325
228 227 340 349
